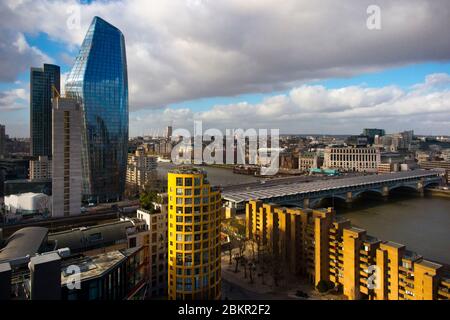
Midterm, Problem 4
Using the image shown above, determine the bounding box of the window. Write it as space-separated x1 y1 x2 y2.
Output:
88 233 103 242
129 237 137 248
176 178 183 186
185 178 193 186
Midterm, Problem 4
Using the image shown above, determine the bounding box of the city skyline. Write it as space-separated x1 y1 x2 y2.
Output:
1 0 450 137
1 0 450 305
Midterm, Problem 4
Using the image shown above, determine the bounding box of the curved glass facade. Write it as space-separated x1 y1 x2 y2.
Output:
65 16 128 203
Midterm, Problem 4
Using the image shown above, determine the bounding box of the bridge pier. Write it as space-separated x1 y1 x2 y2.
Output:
418 180 425 197
303 198 310 209
382 186 389 201
346 192 353 208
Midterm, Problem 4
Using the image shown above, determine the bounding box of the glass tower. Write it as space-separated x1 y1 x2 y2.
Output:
65 16 128 203
30 64 60 157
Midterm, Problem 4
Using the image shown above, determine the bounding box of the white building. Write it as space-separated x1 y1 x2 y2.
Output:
4 193 51 221
52 97 82 218
324 146 381 173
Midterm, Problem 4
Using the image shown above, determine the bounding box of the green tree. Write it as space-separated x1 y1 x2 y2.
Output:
139 190 158 212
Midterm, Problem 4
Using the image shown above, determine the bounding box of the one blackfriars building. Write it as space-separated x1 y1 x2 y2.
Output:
30 64 60 157
65 16 128 204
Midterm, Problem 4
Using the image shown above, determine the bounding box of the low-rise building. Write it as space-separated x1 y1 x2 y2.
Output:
377 163 398 174
137 203 168 297
324 146 380 173
4 193 51 222
299 152 322 172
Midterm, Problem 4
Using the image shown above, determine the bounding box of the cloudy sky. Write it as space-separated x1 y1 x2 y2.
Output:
1 0 450 137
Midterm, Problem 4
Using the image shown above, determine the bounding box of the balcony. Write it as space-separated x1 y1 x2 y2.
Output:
438 288 450 299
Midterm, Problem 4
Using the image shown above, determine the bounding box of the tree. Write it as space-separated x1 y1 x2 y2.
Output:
248 261 255 284
139 190 158 211
228 243 233 265
242 256 248 279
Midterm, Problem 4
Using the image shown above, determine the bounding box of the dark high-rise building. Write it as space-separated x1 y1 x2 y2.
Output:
0 124 5 157
65 17 128 203
30 64 60 157
362 128 385 144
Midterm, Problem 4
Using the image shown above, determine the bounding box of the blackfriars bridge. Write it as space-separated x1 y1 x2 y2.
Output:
223 170 445 211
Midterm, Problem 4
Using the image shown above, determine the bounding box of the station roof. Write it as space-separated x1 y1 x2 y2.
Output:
0 227 49 262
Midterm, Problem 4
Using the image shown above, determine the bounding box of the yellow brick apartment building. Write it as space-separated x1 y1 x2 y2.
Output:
167 167 222 300
246 200 450 300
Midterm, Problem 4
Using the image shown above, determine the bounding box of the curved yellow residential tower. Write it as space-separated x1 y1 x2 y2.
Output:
167 167 222 300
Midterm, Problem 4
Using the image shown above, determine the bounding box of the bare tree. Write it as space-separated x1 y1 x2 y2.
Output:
248 261 255 284
242 256 247 279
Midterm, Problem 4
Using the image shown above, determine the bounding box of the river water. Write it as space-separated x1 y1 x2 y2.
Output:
342 196 450 265
157 163 450 264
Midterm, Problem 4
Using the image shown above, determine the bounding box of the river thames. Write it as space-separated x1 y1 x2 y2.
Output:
157 163 450 264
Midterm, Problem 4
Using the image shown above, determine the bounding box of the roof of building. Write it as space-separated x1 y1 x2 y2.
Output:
60 250 126 285
415 259 443 270
49 220 134 254
169 166 206 175
60 246 142 285
382 241 405 249
0 227 49 263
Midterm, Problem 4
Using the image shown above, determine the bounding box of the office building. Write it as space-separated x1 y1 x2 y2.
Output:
375 131 414 152
3 179 51 196
246 201 450 300
324 146 381 173
29 156 52 180
65 16 128 204
166 126 173 139
167 167 222 300
0 124 5 158
52 97 82 217
346 135 369 147
362 128 385 144
126 150 158 189
299 151 323 172
30 64 60 157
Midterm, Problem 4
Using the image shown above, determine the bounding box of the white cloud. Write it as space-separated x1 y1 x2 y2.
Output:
0 0 450 110
129 73 450 136
0 87 28 111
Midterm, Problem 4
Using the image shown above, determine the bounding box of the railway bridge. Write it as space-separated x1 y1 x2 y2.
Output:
223 170 445 211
